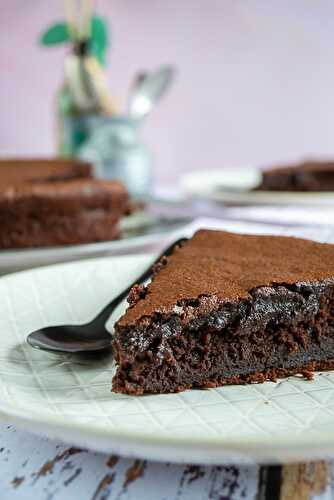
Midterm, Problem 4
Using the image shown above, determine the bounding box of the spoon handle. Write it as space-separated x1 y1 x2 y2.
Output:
93 237 188 326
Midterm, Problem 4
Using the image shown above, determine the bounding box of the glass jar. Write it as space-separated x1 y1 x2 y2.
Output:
78 116 153 199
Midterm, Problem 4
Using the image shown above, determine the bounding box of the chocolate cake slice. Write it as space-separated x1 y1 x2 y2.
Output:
112 230 334 395
257 159 334 191
0 158 131 248
0 178 130 248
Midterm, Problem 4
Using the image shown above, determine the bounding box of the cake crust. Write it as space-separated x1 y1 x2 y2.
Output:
117 230 334 326
0 158 92 186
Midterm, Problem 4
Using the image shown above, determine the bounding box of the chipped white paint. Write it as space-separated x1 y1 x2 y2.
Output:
2 422 334 499
0 422 260 500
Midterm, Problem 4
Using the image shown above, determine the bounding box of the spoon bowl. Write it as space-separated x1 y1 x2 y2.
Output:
27 324 112 354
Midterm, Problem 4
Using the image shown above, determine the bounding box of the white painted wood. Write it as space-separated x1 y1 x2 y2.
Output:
2 421 334 499
0 421 260 499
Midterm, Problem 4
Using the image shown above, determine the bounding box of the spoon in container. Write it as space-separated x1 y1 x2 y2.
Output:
128 65 175 122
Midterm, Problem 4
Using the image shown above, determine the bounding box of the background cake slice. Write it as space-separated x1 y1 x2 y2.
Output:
112 229 334 395
0 158 131 248
0 178 130 248
257 159 334 191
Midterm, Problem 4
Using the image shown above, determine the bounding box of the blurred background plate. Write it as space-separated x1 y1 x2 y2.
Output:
180 167 334 206
0 211 188 275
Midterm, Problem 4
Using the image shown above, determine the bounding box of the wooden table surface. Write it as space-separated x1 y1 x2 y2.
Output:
1 420 333 500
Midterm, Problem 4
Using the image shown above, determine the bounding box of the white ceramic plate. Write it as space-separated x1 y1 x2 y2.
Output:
180 167 334 205
1 219 334 464
0 211 187 275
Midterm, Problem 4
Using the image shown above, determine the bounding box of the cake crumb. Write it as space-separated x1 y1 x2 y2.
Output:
302 370 314 381
127 284 147 305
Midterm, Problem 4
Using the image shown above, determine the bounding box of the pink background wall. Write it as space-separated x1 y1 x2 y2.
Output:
1 1 334 182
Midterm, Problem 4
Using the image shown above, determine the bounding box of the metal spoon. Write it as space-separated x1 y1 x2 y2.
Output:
128 65 175 122
27 238 187 354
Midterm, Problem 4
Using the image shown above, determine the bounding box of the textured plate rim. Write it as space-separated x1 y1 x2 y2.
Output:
2 397 334 464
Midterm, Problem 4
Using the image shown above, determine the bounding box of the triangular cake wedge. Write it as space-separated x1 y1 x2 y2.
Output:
112 230 334 395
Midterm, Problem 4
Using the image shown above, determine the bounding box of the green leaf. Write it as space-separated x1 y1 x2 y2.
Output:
40 22 70 46
91 16 108 51
89 40 106 65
